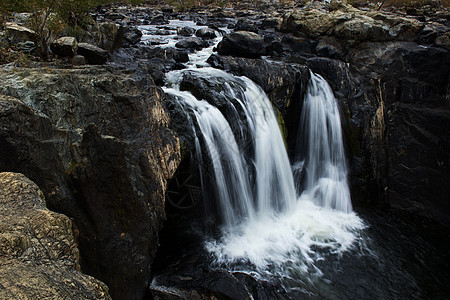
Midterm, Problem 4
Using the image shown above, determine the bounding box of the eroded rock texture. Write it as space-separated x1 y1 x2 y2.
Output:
0 64 180 299
0 172 110 299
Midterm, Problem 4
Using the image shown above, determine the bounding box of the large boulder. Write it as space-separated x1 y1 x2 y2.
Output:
0 64 181 299
77 43 109 64
0 171 110 299
216 31 267 58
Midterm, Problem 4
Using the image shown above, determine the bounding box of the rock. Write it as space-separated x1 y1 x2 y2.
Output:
195 28 217 39
4 22 37 44
177 26 195 36
122 26 142 47
98 22 122 52
0 64 181 299
72 54 86 65
316 37 345 60
77 43 109 64
280 3 424 43
151 15 169 25
235 19 259 32
175 37 209 50
216 31 267 58
50 36 78 57
0 171 111 299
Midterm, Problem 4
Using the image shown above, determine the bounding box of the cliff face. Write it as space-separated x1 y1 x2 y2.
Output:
0 172 110 299
0 65 180 299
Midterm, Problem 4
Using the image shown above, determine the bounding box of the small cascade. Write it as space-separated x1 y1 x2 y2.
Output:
294 72 352 213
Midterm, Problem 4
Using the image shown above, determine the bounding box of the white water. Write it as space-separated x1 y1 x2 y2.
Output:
294 73 352 213
157 22 364 281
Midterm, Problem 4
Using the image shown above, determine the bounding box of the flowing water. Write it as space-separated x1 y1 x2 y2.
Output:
142 22 449 299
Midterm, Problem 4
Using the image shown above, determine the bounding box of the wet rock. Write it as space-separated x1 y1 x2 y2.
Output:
51 36 78 57
77 42 109 64
151 15 170 25
177 26 195 36
0 172 111 299
175 37 209 50
217 31 267 58
195 28 217 39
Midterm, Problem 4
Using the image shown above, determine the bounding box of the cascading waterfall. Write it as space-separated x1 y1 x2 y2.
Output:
294 72 352 213
164 68 364 278
156 21 363 281
164 68 296 227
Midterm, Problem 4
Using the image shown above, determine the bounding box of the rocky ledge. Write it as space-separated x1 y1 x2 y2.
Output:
0 63 180 299
0 172 110 299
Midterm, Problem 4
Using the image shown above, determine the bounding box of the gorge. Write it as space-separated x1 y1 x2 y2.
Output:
0 0 449 299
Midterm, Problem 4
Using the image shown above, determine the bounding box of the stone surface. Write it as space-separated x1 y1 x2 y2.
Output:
4 22 37 45
0 171 111 299
175 37 209 50
77 43 109 64
217 31 267 58
0 63 181 299
195 28 217 39
51 36 78 57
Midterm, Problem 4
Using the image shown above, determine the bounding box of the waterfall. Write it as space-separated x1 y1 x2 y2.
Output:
294 73 352 213
164 68 363 277
164 68 296 227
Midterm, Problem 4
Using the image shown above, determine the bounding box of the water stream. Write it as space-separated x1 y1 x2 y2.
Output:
142 21 450 299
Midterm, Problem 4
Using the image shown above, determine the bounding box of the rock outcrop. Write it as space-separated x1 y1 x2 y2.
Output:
0 172 110 299
0 63 181 299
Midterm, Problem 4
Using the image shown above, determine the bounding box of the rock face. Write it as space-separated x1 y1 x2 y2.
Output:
0 64 180 299
0 172 111 299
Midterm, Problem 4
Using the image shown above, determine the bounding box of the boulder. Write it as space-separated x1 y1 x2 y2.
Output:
77 43 109 64
178 26 195 36
0 171 111 299
175 37 209 50
51 36 78 57
216 31 267 58
4 22 37 44
195 28 217 39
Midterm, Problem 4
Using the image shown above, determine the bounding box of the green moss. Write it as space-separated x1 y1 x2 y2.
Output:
272 105 288 150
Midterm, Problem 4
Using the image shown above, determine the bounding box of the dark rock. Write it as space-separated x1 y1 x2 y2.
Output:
77 43 109 64
51 36 78 57
217 31 267 58
235 19 259 32
177 26 195 36
0 65 181 299
195 28 217 39
175 37 209 50
151 15 169 25
315 37 345 60
122 26 143 47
